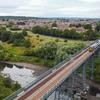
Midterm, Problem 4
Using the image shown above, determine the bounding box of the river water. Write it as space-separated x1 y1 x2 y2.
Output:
0 64 36 87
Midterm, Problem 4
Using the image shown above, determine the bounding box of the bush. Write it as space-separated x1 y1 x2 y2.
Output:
10 27 21 31
64 39 68 42
33 42 58 60
3 77 12 88
22 29 28 36
55 39 59 42
13 39 31 47
21 40 31 48
9 32 24 43
0 31 10 42
0 75 21 99
36 34 40 38
9 32 31 47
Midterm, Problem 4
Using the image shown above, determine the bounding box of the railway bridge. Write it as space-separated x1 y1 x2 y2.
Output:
5 41 100 100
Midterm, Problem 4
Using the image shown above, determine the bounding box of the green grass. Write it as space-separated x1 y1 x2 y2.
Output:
1 30 90 67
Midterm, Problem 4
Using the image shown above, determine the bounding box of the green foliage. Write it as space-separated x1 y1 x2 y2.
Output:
3 77 12 88
95 23 100 32
0 76 21 99
12 39 31 47
12 82 21 91
24 41 85 65
56 49 69 63
0 45 6 60
0 26 6 31
64 39 68 42
32 26 99 41
52 22 57 27
84 24 92 30
0 31 10 42
34 42 58 60
93 55 100 83
83 30 99 40
63 29 82 39
8 32 31 47
22 29 28 36
55 43 85 63
21 39 31 48
10 27 21 31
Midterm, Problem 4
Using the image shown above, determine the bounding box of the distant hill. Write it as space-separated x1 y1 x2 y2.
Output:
0 16 38 20
0 16 100 21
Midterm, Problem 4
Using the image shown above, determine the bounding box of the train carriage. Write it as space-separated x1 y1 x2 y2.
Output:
88 39 100 52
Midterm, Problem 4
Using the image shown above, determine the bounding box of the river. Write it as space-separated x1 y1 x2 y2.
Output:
0 62 48 87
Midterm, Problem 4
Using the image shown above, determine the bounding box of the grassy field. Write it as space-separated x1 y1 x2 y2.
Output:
1 30 90 67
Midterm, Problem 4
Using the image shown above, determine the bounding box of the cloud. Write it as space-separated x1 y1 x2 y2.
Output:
0 0 100 18
78 0 100 3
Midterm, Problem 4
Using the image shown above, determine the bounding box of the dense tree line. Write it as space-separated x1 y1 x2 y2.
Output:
32 26 100 40
0 28 31 48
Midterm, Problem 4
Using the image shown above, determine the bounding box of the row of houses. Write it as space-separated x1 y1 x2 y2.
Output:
0 18 98 32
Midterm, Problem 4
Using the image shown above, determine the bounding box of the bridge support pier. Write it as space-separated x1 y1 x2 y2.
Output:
82 62 87 90
95 48 100 57
54 91 57 100
90 56 94 80
57 90 60 100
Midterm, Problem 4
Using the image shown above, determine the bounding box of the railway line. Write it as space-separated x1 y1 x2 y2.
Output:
16 50 91 99
5 40 100 100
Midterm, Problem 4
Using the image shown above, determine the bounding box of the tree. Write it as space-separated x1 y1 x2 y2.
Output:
83 30 99 40
52 22 57 27
34 42 58 60
84 24 92 30
32 26 99 41
0 27 6 31
3 77 12 88
0 45 6 60
0 31 10 42
56 47 69 63
21 39 31 48
12 82 21 91
95 23 100 32
9 32 24 43
22 29 28 36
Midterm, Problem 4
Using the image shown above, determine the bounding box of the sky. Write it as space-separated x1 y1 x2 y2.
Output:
0 0 100 18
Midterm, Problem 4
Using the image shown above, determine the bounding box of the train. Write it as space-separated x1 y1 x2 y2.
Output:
88 39 100 52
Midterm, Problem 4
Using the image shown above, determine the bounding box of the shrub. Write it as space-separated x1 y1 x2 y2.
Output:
0 31 10 42
22 29 28 36
33 42 58 60
55 39 59 42
10 27 21 31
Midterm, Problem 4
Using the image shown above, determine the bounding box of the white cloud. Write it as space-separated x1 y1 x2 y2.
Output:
79 0 100 3
0 0 99 18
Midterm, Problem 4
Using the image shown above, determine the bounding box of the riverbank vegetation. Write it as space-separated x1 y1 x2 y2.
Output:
0 24 99 69
0 26 90 67
0 36 87 67
0 75 21 99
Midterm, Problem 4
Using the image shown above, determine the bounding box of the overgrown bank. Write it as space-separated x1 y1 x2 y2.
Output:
0 76 21 99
